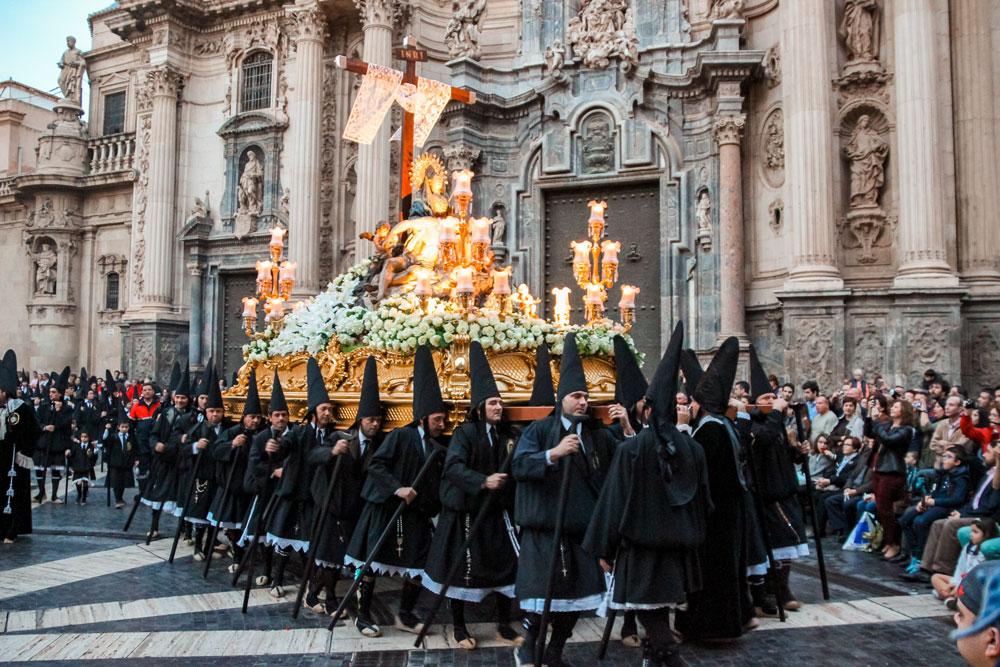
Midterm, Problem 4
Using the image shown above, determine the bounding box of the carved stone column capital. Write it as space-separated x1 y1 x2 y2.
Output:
288 4 329 43
146 66 184 99
714 114 746 147
443 143 481 172
354 0 403 29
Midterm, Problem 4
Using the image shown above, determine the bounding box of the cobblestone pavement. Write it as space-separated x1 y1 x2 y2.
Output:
0 481 967 665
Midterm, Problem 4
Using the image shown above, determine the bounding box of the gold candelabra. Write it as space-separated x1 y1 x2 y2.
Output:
244 227 297 338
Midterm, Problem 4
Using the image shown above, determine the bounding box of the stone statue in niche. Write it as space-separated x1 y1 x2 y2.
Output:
544 41 566 77
34 243 58 295
707 0 745 20
695 190 712 252
491 208 506 247
445 0 488 61
57 36 86 103
237 151 264 216
843 115 888 208
581 115 614 174
839 0 880 64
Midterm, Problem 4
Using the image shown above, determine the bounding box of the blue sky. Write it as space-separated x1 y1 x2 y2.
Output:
1 1 105 116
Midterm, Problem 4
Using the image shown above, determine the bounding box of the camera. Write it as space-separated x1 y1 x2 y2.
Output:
965 399 979 410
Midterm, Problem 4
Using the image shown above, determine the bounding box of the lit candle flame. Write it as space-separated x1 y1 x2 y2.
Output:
241 297 258 317
619 285 639 309
452 169 474 198
269 227 286 248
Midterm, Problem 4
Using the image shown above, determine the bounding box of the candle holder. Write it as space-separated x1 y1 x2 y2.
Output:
568 202 630 327
601 261 618 286
245 227 296 339
496 293 512 316
585 303 604 324
620 306 635 332
471 241 489 267
243 314 258 337
455 292 473 312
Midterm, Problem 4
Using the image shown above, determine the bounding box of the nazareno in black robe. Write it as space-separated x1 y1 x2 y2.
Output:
512 414 617 612
583 424 710 609
674 414 755 640
345 425 444 577
749 408 808 558
173 419 229 524
239 425 284 546
207 423 259 529
142 405 187 512
423 420 520 601
1 399 40 539
264 422 323 553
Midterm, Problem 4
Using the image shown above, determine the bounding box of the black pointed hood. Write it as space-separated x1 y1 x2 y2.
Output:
105 369 115 393
175 366 191 397
0 349 17 395
693 337 740 415
748 345 774 403
269 370 288 414
680 349 703 396
647 321 685 428
469 341 500 408
556 333 588 403
196 359 213 398
80 367 89 386
412 345 445 422
356 356 382 421
613 335 647 410
116 398 130 424
306 357 330 414
55 366 70 395
205 362 224 410
529 343 555 407
167 362 181 394
243 367 262 416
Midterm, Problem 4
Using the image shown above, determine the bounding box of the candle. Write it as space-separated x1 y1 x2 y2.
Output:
492 267 512 295
255 260 273 282
269 227 286 248
571 240 592 264
439 217 458 243
267 297 285 319
278 261 297 283
600 240 621 264
414 269 433 296
241 297 258 317
619 285 639 309
585 283 605 305
471 217 491 244
292 301 307 312
455 266 475 293
588 200 607 223
551 286 571 323
452 169 474 197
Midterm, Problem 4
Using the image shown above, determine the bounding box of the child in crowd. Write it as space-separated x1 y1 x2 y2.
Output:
65 430 97 505
933 518 998 611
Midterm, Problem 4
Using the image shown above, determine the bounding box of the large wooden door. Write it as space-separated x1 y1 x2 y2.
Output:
543 183 661 374
219 272 257 385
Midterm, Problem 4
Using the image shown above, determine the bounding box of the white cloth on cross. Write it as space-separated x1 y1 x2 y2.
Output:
342 63 454 148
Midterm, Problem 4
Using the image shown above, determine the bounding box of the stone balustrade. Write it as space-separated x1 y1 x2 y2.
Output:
87 132 136 175
0 176 14 198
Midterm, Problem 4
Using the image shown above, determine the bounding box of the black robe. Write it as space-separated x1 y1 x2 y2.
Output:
34 400 73 470
583 426 710 609
208 423 259 529
674 414 754 641
749 409 808 556
73 401 102 440
306 430 382 567
142 405 188 511
173 418 229 524
103 430 137 489
0 400 40 539
512 415 617 611
264 423 324 552
67 440 97 481
423 421 520 601
345 425 445 576
240 426 285 546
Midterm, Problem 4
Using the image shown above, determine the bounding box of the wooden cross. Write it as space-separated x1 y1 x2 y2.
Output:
335 36 477 219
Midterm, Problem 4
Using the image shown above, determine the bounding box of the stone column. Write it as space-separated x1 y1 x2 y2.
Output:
714 114 747 341
288 4 327 297
143 66 183 310
892 0 958 288
951 0 1000 289
77 228 96 368
354 0 395 261
188 265 204 367
780 0 843 290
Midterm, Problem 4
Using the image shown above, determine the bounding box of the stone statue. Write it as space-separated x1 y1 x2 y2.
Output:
34 243 57 295
707 0 745 20
445 0 488 61
567 0 637 71
696 191 712 232
544 41 566 77
581 115 614 174
280 187 290 218
839 0 879 63
843 115 888 208
57 36 86 103
237 151 264 216
491 209 506 247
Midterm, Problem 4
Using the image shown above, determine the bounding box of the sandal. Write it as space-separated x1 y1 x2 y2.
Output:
454 625 477 650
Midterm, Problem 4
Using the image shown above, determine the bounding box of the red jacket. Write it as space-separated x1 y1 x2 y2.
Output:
129 400 160 421
960 412 1000 455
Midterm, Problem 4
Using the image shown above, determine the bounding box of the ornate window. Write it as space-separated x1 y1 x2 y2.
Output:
240 52 273 112
105 272 120 311
102 91 126 135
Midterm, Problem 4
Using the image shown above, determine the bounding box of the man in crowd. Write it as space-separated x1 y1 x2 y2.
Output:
931 396 974 466
129 381 162 498
802 381 820 421
34 367 72 503
143 366 191 538
829 396 865 448
951 561 1000 666
809 396 838 442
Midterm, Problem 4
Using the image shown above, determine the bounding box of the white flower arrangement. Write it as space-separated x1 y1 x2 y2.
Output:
241 258 641 366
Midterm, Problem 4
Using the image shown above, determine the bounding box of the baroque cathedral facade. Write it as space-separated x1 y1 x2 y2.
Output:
0 0 997 391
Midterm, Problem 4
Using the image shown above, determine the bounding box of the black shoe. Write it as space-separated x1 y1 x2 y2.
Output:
888 553 910 565
394 611 424 635
304 592 326 614
355 615 381 637
900 569 932 584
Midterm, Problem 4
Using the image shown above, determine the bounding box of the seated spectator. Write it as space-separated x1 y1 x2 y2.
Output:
810 396 839 441
963 406 1000 456
823 437 874 538
910 442 1000 584
800 433 837 483
951 560 1000 666
933 518 996 611
900 445 971 574
829 397 865 449
958 525 1000 564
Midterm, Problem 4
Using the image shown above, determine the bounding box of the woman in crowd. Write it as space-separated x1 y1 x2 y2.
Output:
866 397 917 561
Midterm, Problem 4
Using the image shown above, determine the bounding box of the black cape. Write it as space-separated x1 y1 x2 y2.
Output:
0 400 40 539
208 422 260 528
749 409 808 553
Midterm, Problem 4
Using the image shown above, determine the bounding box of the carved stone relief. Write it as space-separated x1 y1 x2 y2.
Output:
567 0 638 73
760 108 784 188
905 316 949 386
443 143 481 172
707 0 745 20
445 0 487 61
837 109 892 265
132 114 152 301
763 44 781 88
969 325 1000 386
768 198 783 235
852 316 886 380
318 56 338 283
580 113 615 174
792 318 835 389
838 0 881 74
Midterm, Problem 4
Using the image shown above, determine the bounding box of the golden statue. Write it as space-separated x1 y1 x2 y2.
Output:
409 153 450 218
